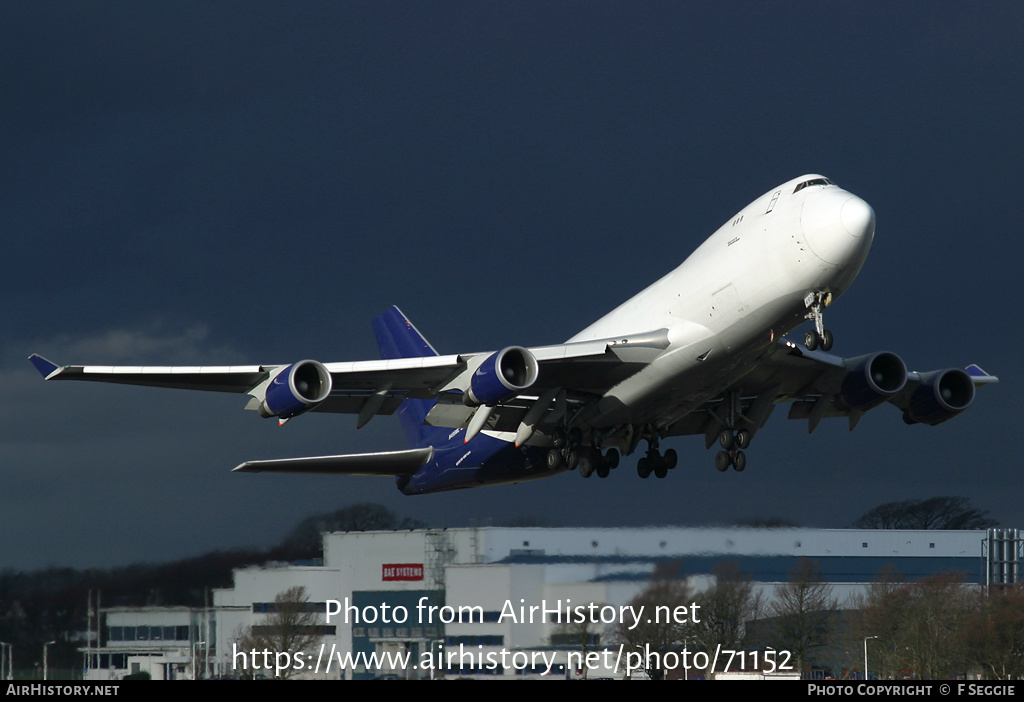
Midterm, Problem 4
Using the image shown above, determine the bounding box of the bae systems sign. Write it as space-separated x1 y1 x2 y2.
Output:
382 563 424 581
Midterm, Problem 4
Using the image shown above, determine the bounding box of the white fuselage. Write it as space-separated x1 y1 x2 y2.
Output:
567 175 875 428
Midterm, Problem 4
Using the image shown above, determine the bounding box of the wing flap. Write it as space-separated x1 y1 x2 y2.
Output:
232 447 433 476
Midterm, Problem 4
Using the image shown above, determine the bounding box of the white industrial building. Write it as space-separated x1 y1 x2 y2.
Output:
210 526 1018 679
83 606 212 681
83 526 1021 680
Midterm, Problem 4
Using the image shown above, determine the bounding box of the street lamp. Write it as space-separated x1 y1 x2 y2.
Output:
43 642 55 681
1 643 11 681
863 636 878 680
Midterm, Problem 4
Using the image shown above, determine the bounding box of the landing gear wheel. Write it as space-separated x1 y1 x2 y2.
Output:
578 453 594 478
552 428 567 449
715 451 731 472
804 329 819 351
820 329 834 351
567 450 580 471
719 429 735 449
644 449 666 478
605 449 620 470
663 448 677 471
597 463 610 479
735 430 751 450
731 450 746 472
638 457 652 479
546 448 564 470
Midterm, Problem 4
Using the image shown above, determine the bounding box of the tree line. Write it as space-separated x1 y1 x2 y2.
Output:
605 559 1023 680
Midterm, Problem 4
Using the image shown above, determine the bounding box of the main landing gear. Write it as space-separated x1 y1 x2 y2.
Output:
803 291 834 351
547 428 620 479
547 427 683 481
636 440 677 480
716 429 749 472
714 428 749 472
576 447 619 478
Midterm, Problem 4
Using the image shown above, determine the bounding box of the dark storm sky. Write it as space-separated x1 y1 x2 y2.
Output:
4 2 1022 570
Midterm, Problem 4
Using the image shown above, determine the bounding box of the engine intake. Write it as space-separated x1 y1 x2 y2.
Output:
839 352 907 411
903 369 975 426
465 346 539 407
259 360 333 419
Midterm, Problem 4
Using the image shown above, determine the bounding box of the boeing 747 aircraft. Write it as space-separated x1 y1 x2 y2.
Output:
30 175 997 494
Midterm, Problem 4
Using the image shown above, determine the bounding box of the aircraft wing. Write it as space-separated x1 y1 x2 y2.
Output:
665 340 998 445
28 351 469 419
27 324 668 428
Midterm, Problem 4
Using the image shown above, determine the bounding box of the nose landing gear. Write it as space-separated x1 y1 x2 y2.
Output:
803 291 834 351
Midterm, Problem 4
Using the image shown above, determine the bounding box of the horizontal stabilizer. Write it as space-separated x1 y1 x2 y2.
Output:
232 447 433 476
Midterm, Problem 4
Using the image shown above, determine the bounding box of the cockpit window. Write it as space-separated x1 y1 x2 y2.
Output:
793 178 834 193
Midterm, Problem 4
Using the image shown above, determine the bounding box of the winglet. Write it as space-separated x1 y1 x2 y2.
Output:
965 364 999 385
28 354 62 380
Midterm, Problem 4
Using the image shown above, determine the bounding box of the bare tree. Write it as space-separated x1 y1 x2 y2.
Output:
854 569 976 680
904 572 975 678
767 559 837 676
852 497 996 530
687 562 762 671
964 583 1024 680
613 562 694 680
550 603 604 679
236 586 326 679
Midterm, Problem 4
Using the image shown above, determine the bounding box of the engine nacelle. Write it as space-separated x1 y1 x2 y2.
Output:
259 360 333 419
839 352 907 411
903 368 975 426
465 346 539 407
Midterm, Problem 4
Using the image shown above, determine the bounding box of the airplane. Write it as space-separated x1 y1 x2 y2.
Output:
30 174 997 494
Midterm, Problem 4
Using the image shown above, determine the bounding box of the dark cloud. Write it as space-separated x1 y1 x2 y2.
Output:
4 2 1021 570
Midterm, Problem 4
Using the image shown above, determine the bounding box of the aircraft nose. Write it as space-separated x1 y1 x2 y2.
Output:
801 192 875 267
841 196 875 238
